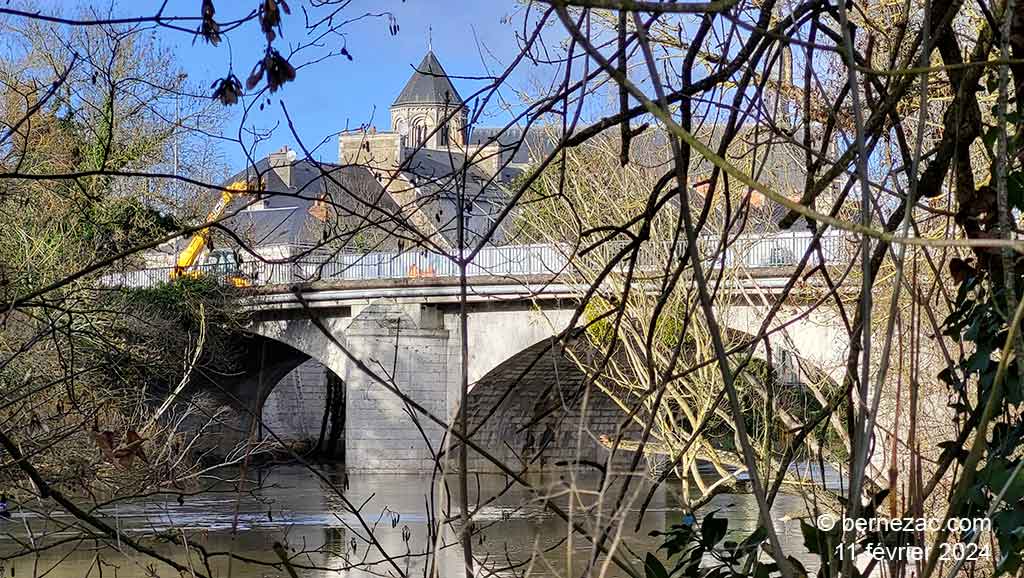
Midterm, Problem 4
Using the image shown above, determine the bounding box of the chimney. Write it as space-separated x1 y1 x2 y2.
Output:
268 145 297 188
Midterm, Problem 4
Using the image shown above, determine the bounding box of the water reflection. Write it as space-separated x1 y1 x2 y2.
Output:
0 466 821 577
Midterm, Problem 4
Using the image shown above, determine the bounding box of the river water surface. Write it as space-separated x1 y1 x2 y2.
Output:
0 465 827 577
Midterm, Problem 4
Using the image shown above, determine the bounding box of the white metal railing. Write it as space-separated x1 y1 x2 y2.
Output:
296 243 567 281
701 230 849 269
99 244 570 289
98 232 852 290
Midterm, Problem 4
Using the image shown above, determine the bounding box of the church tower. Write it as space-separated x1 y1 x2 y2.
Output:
389 51 467 150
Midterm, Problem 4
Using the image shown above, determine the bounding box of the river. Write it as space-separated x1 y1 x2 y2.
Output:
0 465 828 577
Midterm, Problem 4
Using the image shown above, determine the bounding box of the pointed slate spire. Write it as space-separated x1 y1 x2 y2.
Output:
392 51 464 107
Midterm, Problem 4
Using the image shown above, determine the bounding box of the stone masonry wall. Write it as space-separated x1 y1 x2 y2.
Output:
342 304 449 472
261 359 328 443
465 340 650 474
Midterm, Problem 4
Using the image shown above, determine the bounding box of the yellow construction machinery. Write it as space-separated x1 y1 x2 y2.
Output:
170 181 251 287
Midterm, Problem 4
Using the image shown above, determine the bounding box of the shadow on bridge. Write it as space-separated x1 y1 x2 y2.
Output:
464 338 650 474
171 332 313 453
461 328 838 476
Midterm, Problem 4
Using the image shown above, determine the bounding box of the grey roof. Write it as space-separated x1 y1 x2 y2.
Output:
468 125 558 166
392 51 464 107
401 148 498 199
223 207 302 246
214 158 403 248
394 148 509 246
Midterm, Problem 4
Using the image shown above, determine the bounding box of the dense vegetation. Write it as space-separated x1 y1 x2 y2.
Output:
0 14 236 498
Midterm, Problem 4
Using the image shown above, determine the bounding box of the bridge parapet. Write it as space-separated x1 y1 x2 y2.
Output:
101 231 852 290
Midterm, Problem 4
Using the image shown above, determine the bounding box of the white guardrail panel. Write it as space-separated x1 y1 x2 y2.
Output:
98 232 851 289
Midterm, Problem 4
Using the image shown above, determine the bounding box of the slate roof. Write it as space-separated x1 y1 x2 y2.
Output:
468 125 557 166
393 51 464 107
223 207 302 247
467 125 559 181
401 148 498 198
215 158 403 249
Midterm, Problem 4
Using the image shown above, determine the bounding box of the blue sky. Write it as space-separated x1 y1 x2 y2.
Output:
157 0 553 169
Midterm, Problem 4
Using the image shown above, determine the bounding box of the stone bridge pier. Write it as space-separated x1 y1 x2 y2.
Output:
247 305 443 471
248 296 578 473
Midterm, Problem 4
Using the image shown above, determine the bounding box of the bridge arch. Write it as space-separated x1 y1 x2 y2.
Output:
248 305 454 472
178 332 312 454
461 315 845 474
244 302 585 473
242 316 351 454
460 301 577 385
464 337 650 473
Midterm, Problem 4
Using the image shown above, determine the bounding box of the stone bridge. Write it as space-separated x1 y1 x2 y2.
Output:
108 234 852 473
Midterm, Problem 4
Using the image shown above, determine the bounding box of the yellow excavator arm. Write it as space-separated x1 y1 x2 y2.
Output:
170 181 247 279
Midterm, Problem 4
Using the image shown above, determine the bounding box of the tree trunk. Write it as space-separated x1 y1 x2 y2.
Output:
324 372 345 464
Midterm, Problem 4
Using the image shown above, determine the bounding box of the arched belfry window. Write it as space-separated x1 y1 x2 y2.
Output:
412 118 428 148
395 118 407 146
439 123 450 147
